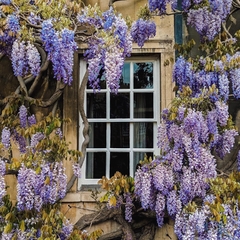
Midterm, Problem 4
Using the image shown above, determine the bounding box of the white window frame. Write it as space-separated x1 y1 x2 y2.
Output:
78 56 161 186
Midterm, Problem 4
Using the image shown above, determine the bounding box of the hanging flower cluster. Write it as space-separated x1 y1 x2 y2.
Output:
173 53 240 102
77 6 132 93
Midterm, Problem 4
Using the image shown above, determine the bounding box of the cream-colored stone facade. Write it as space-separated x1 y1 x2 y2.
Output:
62 0 176 239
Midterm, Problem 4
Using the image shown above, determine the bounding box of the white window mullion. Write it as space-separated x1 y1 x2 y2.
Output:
106 122 111 179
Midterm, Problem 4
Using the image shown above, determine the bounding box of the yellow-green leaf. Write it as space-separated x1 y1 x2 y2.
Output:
109 195 116 207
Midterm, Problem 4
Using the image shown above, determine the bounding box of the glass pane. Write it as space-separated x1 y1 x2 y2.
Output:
87 93 106 118
119 63 130 89
111 122 129 148
86 152 106 178
134 62 153 89
134 152 154 171
110 152 129 176
134 93 153 118
110 93 130 118
134 122 153 148
88 122 106 148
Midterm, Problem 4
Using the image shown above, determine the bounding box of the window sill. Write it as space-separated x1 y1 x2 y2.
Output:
61 185 105 203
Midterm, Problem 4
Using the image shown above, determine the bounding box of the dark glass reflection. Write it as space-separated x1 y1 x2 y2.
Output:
134 93 153 118
110 152 129 176
87 93 106 118
134 62 153 89
86 152 106 178
111 122 129 148
119 63 130 89
88 122 106 148
110 93 130 118
134 152 154 171
134 122 153 148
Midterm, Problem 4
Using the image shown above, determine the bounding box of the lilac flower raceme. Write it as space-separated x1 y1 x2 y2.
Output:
0 0 11 4
187 7 221 41
172 56 193 91
104 45 124 93
41 19 58 60
55 128 63 139
41 23 77 85
215 101 229 126
72 162 81 178
28 114 36 126
6 14 20 33
26 42 41 76
12 130 26 154
217 72 229 101
124 192 133 222
17 162 68 212
27 12 41 25
229 68 240 99
167 190 182 218
0 159 6 176
0 175 6 201
155 193 165 227
131 18 156 48
1 127 11 149
11 40 28 77
102 7 116 30
17 166 36 211
19 105 28 128
148 0 169 15
30 132 45 150
79 7 131 93
60 220 73 240
52 28 77 85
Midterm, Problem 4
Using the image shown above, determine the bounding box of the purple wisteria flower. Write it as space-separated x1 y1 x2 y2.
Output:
12 130 26 154
6 14 20 33
17 162 68 212
26 42 41 76
72 162 81 178
1 127 11 149
131 18 156 48
0 0 11 4
124 192 133 222
11 40 28 77
104 46 124 93
172 56 193 91
41 22 77 85
17 165 36 211
148 0 169 14
19 105 28 128
167 190 182 218
30 132 45 150
60 220 73 240
55 128 63 139
229 68 240 99
0 175 6 201
28 114 36 126
27 12 41 25
187 7 221 41
41 19 57 60
102 7 116 30
155 193 165 227
218 72 229 101
0 159 6 176
52 28 77 85
215 101 229 126
152 164 173 195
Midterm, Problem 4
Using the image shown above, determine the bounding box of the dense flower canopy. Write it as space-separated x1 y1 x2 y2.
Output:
1 0 240 239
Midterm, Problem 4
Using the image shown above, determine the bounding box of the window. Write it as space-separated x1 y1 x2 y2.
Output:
79 57 160 185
